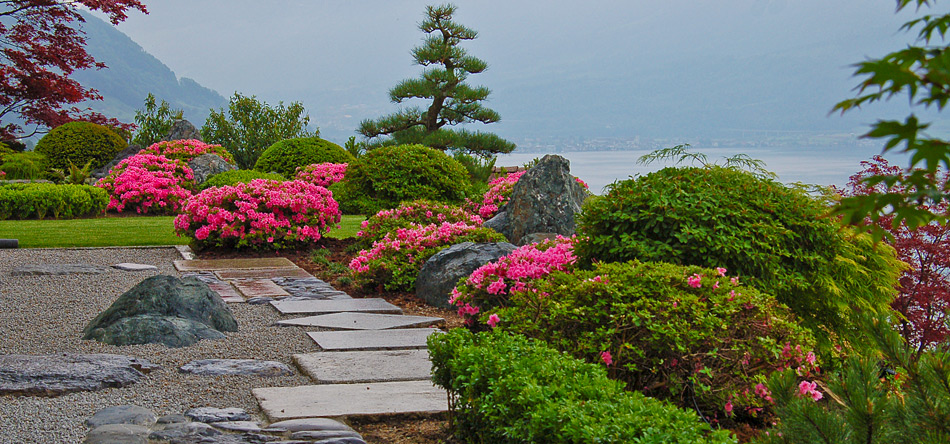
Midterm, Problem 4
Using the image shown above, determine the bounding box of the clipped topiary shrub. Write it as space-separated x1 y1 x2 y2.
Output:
139 139 235 164
0 183 108 219
254 137 353 178
428 328 737 444
35 121 127 171
355 199 483 249
342 144 472 215
175 179 341 251
96 153 194 214
576 166 902 352
200 170 285 190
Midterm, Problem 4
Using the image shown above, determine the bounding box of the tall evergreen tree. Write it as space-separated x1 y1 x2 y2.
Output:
358 3 515 157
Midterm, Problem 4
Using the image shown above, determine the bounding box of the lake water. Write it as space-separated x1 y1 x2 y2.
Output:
497 146 909 195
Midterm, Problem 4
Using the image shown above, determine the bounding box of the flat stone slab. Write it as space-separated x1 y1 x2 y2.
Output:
270 298 401 315
294 350 432 383
173 257 297 272
215 268 312 280
179 359 293 377
0 354 158 396
307 328 441 351
253 380 447 421
232 279 290 299
11 264 108 276
279 312 443 330
112 263 158 271
206 281 243 303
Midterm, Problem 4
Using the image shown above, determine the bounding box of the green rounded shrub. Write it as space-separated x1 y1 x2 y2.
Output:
576 166 902 352
35 121 127 171
341 144 471 215
0 183 108 219
254 137 352 178
200 170 285 190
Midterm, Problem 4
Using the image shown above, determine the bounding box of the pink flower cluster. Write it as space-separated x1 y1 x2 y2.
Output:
798 380 823 401
174 179 341 250
356 200 483 244
295 163 347 187
477 171 525 219
140 139 235 164
349 221 488 274
96 153 195 214
0 171 6 180
450 236 577 324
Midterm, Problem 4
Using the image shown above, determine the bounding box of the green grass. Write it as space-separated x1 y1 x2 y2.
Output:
0 214 365 248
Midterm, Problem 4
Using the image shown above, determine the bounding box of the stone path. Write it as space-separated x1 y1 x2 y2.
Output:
173 253 449 427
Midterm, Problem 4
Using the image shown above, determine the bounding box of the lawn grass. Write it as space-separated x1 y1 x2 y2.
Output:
0 214 365 248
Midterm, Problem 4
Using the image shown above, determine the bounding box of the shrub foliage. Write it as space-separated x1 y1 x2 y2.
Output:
140 139 234 164
0 183 108 219
253 137 352 178
200 170 285 190
35 121 127 171
355 199 483 249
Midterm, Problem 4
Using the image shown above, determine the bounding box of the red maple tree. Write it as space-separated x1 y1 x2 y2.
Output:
0 0 147 140
838 155 950 354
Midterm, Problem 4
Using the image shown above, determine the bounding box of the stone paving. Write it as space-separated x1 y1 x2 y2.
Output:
174 255 449 426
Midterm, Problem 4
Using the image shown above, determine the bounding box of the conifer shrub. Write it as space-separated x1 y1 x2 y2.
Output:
341 144 471 215
35 121 127 171
254 137 352 178
200 170 285 190
0 183 108 219
428 328 737 444
576 166 902 352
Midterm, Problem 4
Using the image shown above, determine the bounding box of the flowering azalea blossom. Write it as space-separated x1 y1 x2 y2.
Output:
487 313 500 328
687 273 702 288
601 351 613 366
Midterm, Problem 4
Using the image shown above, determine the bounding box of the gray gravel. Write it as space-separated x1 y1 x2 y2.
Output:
0 247 316 444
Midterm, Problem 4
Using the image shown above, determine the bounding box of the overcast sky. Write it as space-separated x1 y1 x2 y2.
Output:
101 1 933 143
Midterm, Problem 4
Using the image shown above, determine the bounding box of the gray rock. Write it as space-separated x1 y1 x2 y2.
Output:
0 353 157 396
189 153 237 185
91 143 143 179
179 359 294 377
162 119 202 142
246 296 276 305
12 264 108 276
184 407 251 423
416 242 517 309
290 430 364 441
83 423 150 444
82 275 238 347
312 438 367 444
85 405 157 429
490 154 589 245
112 263 158 272
265 418 354 433
148 421 221 440
157 414 190 424
209 420 262 433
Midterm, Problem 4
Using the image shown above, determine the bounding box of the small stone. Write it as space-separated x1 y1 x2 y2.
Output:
12 264 108 275
179 359 294 377
85 405 157 429
247 297 276 305
185 407 251 423
148 421 221 440
210 420 262 432
83 423 150 444
112 263 158 271
265 418 354 433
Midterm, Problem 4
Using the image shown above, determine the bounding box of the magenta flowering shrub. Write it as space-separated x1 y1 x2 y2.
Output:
477 171 524 219
96 153 195 214
294 162 347 187
349 221 505 291
174 179 341 250
355 199 483 249
450 236 578 325
140 139 235 164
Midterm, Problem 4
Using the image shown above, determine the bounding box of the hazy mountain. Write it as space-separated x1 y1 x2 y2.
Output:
71 11 226 128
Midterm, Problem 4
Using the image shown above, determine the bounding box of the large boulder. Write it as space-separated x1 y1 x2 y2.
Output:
416 242 517 309
188 153 237 186
91 143 142 179
83 275 238 348
162 120 202 142
487 154 589 245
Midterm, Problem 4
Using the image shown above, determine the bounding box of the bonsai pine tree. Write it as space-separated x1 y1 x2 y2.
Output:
358 4 515 157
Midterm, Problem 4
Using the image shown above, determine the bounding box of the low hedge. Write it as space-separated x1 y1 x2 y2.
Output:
0 183 108 220
428 328 736 444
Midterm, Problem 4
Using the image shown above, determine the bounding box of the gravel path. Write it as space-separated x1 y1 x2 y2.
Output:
0 247 316 443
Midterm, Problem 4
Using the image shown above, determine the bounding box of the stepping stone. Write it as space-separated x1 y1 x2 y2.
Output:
179 359 294 377
174 257 297 271
271 298 401 315
112 263 158 271
307 328 440 351
253 380 447 421
232 279 290 299
215 268 312 280
294 350 432 384
206 281 243 303
279 312 443 330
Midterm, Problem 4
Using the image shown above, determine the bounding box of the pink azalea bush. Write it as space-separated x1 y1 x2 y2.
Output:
355 199 483 249
349 221 505 291
140 139 235 164
475 171 590 219
450 235 578 326
174 179 341 250
96 153 195 214
294 162 347 187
